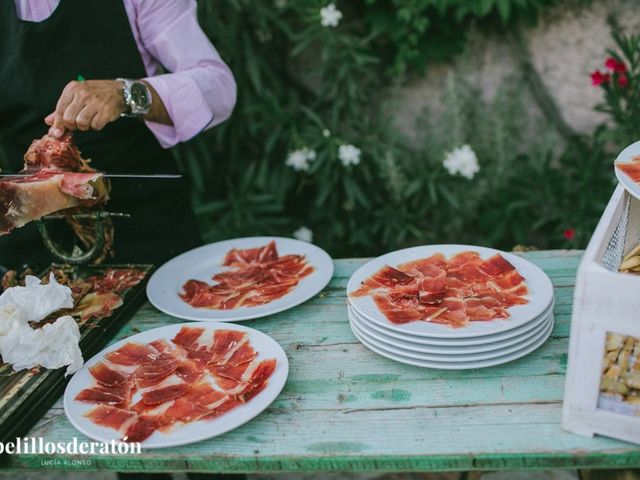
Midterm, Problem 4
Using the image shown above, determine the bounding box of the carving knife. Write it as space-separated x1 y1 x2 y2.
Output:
0 173 182 179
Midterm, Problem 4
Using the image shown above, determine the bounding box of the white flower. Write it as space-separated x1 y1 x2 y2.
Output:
338 144 361 167
443 144 480 180
322 129 331 138
293 226 313 243
320 3 342 27
286 147 317 172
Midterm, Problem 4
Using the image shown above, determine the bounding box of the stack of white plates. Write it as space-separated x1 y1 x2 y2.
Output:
346 245 555 369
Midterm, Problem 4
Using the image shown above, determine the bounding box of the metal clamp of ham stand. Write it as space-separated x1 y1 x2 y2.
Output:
36 210 128 264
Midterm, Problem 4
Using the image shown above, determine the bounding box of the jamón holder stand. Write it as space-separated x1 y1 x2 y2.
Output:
36 210 127 264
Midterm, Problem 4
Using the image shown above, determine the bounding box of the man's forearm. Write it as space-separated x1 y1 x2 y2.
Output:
45 79 174 136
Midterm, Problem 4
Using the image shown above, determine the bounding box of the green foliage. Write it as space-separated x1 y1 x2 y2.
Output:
592 29 640 145
386 72 614 252
175 1 624 258
480 133 614 248
362 0 559 77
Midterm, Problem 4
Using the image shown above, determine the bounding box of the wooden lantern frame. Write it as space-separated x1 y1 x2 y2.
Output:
562 184 640 444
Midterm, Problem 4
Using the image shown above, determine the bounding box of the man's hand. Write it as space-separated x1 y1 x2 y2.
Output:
45 80 126 137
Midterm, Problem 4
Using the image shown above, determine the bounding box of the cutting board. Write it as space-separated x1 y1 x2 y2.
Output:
0 263 153 443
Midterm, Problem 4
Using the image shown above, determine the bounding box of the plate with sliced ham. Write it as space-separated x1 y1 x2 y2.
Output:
615 140 640 201
64 323 288 448
146 237 334 322
347 245 553 338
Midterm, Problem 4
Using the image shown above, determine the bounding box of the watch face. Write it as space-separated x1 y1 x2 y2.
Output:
130 82 150 111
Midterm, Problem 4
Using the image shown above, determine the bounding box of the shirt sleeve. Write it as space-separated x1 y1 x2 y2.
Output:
132 0 237 148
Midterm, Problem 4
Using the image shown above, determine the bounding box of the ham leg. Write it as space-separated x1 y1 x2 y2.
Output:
0 133 108 235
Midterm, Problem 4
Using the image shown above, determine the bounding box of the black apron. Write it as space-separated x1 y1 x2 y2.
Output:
0 0 202 268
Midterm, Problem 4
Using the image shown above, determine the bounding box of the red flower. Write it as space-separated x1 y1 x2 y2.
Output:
618 73 629 88
605 57 618 70
591 70 610 86
605 57 627 73
563 228 576 240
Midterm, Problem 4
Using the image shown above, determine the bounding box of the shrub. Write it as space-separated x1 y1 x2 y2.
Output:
172 1 627 257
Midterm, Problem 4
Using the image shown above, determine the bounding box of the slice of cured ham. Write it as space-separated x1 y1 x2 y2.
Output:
223 241 279 266
350 265 415 298
180 241 314 310
171 326 206 351
0 133 109 235
200 397 241 420
105 342 157 366
211 358 276 396
76 382 133 406
89 362 130 387
72 292 123 323
208 344 258 391
372 293 446 325
141 382 190 406
617 156 640 183
235 358 277 402
29 267 145 325
350 251 529 328
209 329 248 365
159 398 209 426
121 415 162 443
158 384 230 428
171 326 248 368
134 352 179 389
78 328 277 443
85 405 136 430
183 382 229 406
398 253 448 273
88 269 147 294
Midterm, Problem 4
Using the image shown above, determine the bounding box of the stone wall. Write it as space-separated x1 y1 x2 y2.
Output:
388 0 640 147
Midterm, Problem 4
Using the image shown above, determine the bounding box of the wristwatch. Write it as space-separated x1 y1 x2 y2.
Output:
116 78 152 117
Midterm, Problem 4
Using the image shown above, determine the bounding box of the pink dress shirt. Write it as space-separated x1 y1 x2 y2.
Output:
14 0 237 148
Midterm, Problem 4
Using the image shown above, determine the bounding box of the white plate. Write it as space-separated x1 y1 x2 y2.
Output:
350 310 553 362
614 140 640 201
347 244 553 338
348 299 554 348
349 304 553 355
350 314 554 370
147 237 334 322
64 322 289 449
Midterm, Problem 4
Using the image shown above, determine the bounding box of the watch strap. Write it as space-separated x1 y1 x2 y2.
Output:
118 78 133 116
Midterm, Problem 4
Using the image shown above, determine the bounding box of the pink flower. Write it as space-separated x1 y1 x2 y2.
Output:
591 70 610 86
618 73 629 88
563 228 576 240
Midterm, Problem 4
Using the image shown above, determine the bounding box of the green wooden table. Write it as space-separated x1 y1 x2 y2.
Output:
4 250 640 473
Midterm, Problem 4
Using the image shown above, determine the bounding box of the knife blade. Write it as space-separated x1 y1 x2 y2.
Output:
0 173 182 179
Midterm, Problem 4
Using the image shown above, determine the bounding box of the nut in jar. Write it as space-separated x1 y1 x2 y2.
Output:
620 243 640 274
598 332 640 416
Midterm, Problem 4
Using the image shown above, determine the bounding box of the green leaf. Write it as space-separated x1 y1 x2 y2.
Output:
496 0 511 22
